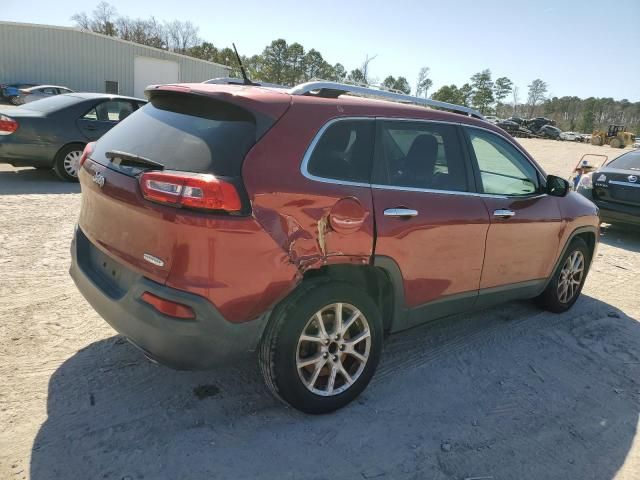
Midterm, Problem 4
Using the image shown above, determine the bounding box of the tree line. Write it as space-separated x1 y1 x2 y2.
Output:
72 2 639 134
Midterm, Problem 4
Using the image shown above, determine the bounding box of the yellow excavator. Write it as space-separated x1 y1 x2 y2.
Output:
591 124 635 148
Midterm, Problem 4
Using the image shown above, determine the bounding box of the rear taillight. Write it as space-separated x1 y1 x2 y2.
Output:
79 141 95 168
139 171 242 213
141 292 195 319
0 114 18 135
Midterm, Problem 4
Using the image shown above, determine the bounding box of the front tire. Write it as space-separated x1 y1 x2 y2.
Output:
53 144 84 182
259 281 383 414
536 237 590 313
609 138 623 148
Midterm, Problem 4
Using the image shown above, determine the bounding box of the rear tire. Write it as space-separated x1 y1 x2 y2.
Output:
53 144 84 182
259 281 383 414
536 237 590 313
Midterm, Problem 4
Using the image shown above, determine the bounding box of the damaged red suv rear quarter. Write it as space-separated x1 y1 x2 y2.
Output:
70 82 599 413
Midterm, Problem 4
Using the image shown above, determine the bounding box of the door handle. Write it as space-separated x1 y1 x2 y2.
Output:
384 208 418 218
493 209 516 218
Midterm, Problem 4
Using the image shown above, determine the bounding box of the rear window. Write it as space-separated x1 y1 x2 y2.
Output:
20 94 80 112
91 93 257 177
608 151 640 171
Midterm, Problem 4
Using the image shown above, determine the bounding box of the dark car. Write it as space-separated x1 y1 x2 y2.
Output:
539 125 562 140
70 81 599 413
576 150 640 226
525 117 555 134
0 93 146 181
505 116 524 125
495 119 520 135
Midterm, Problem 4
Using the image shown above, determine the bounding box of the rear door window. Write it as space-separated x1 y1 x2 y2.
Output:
83 100 136 122
306 119 375 184
91 93 257 177
373 120 470 192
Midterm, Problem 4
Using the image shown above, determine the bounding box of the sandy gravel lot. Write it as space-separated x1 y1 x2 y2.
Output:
0 139 639 480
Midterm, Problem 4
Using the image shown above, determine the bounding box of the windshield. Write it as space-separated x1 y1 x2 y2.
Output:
19 94 80 113
607 151 640 171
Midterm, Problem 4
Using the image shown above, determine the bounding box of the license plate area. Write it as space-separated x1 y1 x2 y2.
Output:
77 228 140 299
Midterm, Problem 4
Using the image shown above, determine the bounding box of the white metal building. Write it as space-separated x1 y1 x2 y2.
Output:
0 22 231 99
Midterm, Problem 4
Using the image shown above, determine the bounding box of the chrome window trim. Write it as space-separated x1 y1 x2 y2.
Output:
300 116 548 200
609 180 640 189
370 183 548 200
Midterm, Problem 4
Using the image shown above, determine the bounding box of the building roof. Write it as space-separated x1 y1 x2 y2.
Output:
65 92 146 102
0 21 231 71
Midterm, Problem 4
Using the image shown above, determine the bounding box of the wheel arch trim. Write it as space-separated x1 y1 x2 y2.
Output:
544 225 598 290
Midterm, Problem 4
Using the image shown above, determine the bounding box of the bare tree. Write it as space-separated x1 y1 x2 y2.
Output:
512 85 519 116
527 79 548 117
71 12 91 30
415 67 433 98
71 1 117 36
360 54 377 84
165 20 200 53
116 16 166 48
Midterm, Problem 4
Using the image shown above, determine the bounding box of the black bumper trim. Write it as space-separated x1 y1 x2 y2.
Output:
70 226 268 369
594 199 640 226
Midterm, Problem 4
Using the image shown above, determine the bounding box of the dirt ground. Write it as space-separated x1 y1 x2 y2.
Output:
0 139 639 480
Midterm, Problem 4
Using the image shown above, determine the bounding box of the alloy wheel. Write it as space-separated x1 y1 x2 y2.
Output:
296 302 371 397
557 250 585 303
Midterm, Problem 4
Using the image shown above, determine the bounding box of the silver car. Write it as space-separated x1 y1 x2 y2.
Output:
17 85 74 104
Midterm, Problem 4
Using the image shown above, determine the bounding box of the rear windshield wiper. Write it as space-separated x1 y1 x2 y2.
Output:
105 150 165 170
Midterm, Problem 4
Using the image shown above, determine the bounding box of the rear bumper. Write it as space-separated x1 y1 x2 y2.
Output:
69 227 268 369
593 199 640 226
0 141 56 167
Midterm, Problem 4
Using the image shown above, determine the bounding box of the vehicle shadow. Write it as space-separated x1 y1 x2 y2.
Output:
0 168 79 195
600 224 640 253
30 295 639 479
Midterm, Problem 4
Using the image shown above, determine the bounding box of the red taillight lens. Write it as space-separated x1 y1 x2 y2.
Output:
0 114 18 135
141 292 195 319
79 141 96 168
139 171 242 212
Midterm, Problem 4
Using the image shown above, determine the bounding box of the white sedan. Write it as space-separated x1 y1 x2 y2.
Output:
560 131 582 141
17 85 74 104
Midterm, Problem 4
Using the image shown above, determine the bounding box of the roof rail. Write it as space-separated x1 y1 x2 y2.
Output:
288 81 484 120
203 77 288 89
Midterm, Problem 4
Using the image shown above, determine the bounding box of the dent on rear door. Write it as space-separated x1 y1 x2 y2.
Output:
243 111 376 275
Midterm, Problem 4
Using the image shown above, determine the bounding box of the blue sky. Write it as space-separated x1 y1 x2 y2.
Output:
4 0 640 101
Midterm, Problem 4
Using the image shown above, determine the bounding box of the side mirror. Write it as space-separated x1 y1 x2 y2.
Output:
546 174 569 197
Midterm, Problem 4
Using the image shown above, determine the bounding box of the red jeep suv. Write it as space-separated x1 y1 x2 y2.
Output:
70 81 599 413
